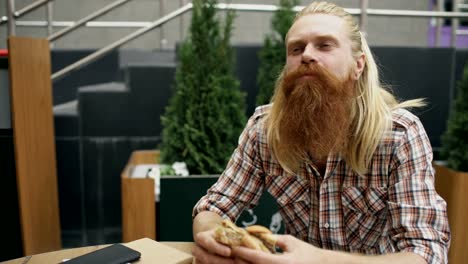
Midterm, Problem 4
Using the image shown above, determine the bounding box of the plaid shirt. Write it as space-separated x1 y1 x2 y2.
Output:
193 105 450 263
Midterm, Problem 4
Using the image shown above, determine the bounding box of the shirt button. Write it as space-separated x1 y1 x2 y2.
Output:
322 183 327 189
324 223 330 229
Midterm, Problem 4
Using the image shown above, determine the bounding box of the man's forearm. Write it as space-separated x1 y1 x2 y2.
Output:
330 251 427 264
192 211 223 237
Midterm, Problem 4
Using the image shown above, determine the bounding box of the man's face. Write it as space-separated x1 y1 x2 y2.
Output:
285 14 359 81
272 13 366 160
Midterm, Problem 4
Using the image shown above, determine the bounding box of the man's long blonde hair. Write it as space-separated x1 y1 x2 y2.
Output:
267 1 424 175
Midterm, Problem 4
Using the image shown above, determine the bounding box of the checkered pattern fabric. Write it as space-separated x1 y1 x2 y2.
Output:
193 105 450 263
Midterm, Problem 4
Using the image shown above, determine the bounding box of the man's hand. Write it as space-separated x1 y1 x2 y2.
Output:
192 229 235 264
232 234 326 264
232 234 428 264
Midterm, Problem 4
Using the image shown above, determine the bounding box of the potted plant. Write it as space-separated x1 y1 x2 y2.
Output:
434 63 468 263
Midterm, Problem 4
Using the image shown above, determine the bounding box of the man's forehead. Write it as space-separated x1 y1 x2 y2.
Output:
287 14 347 43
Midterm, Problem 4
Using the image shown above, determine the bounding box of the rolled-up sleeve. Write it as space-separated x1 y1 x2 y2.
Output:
192 112 266 222
387 119 450 263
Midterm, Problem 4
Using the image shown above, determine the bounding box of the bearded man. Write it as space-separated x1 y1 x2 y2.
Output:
191 2 450 264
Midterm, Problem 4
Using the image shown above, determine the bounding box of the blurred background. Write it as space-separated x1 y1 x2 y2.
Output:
1 0 467 262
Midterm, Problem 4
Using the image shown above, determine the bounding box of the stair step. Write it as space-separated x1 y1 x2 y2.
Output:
53 100 79 137
53 100 78 116
119 50 176 68
78 82 128 93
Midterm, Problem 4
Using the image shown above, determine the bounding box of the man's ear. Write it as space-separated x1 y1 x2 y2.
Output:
353 53 365 80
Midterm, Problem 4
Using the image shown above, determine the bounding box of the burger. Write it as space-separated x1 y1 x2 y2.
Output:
214 219 277 253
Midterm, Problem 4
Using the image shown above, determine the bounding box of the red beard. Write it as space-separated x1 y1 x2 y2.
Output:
276 64 355 160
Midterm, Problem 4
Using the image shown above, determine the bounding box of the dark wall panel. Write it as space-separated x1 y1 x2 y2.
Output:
51 50 120 105
55 138 83 247
81 137 159 245
54 115 79 137
234 46 262 116
125 65 176 137
79 90 131 137
158 177 282 242
0 130 23 261
372 47 455 149
455 49 468 84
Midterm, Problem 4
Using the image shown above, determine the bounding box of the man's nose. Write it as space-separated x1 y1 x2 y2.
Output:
301 44 317 64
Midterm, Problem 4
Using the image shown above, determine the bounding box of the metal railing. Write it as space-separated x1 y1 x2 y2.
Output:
3 1 468 81
51 3 193 80
47 0 132 41
2 0 55 35
1 0 53 23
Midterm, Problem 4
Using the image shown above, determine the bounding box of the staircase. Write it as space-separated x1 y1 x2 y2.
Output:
53 49 177 247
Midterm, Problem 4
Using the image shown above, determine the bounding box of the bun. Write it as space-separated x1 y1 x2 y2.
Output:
214 219 277 253
245 225 272 234
245 225 276 253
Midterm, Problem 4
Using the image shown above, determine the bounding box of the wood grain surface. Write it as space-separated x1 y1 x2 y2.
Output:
122 150 159 242
434 163 468 264
8 37 61 255
1 241 194 264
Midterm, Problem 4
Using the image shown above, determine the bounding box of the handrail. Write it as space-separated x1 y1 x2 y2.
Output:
159 0 167 49
15 21 153 27
6 0 15 35
14 0 54 18
51 3 194 81
50 2 468 81
364 9 468 18
47 0 133 42
360 0 369 33
452 0 461 47
8 3 468 27
435 0 444 47
179 0 187 41
46 1 53 36
214 3 468 18
4 4 468 28
0 0 53 26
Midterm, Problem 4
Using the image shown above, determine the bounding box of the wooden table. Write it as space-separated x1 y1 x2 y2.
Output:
1 241 194 264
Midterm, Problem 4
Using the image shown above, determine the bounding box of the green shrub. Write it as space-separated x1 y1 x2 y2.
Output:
160 0 246 175
256 0 299 106
441 64 468 172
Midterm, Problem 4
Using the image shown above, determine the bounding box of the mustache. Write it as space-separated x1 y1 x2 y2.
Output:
285 64 328 81
282 64 341 98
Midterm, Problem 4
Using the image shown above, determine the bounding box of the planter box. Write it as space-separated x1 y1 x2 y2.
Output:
433 162 468 264
121 150 158 242
122 150 283 242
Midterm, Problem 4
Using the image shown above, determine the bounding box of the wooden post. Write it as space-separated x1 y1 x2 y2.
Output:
7 36 61 255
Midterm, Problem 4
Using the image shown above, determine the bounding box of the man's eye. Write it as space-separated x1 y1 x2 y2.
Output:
319 43 333 49
290 47 302 54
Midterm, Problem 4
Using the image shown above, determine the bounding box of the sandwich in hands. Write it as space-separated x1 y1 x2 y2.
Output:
214 219 277 253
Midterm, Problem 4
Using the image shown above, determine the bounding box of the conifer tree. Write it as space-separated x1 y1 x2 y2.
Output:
441 64 468 172
160 0 246 175
256 0 298 106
